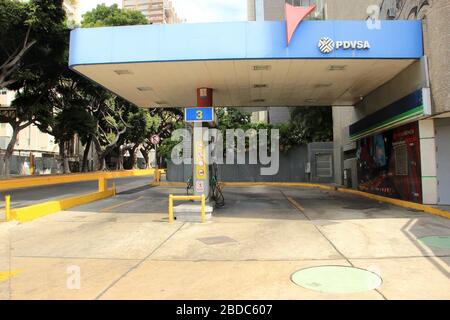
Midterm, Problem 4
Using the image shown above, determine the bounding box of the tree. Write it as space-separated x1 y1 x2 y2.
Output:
81 4 148 28
73 4 150 171
32 70 97 173
0 0 65 88
289 106 333 142
146 108 183 167
116 107 161 170
0 0 67 176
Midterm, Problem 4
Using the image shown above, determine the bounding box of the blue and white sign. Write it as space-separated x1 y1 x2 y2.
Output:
69 20 424 68
185 107 214 122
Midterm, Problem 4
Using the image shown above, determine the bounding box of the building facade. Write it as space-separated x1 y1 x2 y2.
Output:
122 0 183 24
244 0 449 205
248 0 325 21
329 0 450 205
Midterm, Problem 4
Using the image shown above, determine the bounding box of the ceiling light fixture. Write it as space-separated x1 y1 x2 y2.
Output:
137 86 153 92
314 83 333 88
327 65 347 71
114 70 133 75
253 84 268 88
252 65 271 71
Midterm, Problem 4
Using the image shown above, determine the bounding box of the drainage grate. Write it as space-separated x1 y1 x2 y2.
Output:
197 236 237 245
291 266 382 294
418 236 450 249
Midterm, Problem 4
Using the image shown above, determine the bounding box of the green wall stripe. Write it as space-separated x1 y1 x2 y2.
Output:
350 106 424 141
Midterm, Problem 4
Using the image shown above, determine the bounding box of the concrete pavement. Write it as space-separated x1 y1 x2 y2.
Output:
0 186 449 299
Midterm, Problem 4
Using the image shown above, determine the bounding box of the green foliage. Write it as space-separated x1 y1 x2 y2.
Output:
157 122 185 161
289 106 333 142
81 4 148 28
123 106 161 146
217 108 251 129
0 0 67 89
215 107 333 154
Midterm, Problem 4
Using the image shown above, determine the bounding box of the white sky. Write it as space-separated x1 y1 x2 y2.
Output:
77 0 247 23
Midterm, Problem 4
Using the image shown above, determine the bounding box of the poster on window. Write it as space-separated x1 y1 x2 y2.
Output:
357 122 422 203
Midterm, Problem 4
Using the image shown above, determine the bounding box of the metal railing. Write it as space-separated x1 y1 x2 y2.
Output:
168 194 206 224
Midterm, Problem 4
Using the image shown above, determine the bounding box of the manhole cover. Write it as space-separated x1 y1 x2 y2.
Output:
418 236 450 249
291 266 382 294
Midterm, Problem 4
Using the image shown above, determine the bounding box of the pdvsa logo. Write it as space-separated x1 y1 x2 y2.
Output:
318 37 371 54
318 37 335 54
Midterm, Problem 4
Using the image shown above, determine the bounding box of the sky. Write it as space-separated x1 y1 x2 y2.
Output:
77 0 248 23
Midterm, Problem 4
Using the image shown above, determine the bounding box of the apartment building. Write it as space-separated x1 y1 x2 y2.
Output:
122 0 183 24
248 0 325 21
63 0 80 25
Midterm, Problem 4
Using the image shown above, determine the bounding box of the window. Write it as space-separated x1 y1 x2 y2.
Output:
394 143 408 176
315 153 333 178
0 89 7 95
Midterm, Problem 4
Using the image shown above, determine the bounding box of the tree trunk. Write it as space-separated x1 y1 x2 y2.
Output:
131 145 139 169
92 136 106 171
1 125 19 177
64 142 71 174
58 141 71 174
81 136 92 172
117 145 125 171
140 148 150 169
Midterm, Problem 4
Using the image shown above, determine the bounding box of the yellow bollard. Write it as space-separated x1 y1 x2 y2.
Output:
156 169 161 183
98 177 107 192
201 194 205 224
168 194 174 224
5 195 11 222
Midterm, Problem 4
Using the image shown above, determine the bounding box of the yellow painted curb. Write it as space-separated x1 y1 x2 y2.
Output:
222 182 335 191
0 269 23 282
10 189 115 223
336 187 450 219
0 169 155 191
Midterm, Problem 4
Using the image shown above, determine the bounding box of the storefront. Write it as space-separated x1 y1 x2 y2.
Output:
350 90 427 203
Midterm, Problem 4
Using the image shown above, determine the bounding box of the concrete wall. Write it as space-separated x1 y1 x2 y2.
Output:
167 142 334 183
325 0 381 19
355 59 428 116
268 107 292 124
247 0 256 20
379 0 450 115
332 106 357 185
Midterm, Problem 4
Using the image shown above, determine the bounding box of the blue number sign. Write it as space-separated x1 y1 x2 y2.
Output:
185 107 214 122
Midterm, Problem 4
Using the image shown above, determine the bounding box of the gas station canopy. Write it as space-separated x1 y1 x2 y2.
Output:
69 20 423 108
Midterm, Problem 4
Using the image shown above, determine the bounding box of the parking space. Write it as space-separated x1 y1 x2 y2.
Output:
0 185 449 299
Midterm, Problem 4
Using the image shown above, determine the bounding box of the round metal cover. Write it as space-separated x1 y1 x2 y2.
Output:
291 266 382 294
